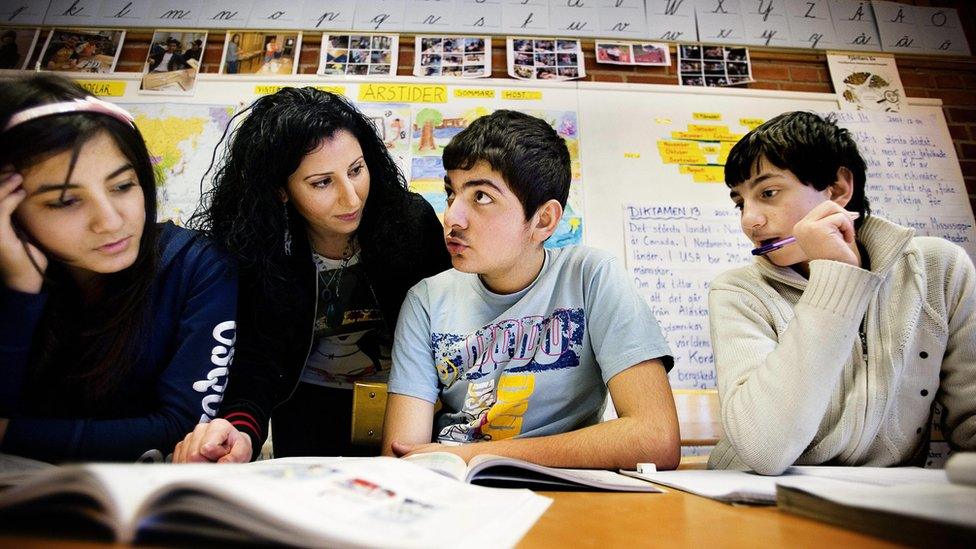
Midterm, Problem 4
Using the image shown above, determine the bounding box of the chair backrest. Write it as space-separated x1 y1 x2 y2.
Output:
673 389 723 447
350 383 724 448
351 382 389 446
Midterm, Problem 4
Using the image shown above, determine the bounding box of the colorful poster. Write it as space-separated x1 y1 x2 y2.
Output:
406 105 583 247
827 52 906 113
123 102 238 224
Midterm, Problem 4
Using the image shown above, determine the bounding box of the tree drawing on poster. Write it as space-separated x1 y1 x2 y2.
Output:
358 103 412 181
407 106 584 248
126 103 238 225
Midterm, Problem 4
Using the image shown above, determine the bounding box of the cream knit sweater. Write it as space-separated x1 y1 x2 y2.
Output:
707 216 976 475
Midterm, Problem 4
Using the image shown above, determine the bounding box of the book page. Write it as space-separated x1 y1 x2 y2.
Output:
402 451 468 481
0 453 56 488
468 454 661 492
621 469 778 503
788 466 947 486
775 476 976 529
130 457 551 548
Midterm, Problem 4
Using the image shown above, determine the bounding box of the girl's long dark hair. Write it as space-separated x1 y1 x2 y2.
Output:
190 87 411 293
0 75 159 410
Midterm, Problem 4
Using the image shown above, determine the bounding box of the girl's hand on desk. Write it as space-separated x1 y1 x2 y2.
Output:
173 418 252 464
0 170 47 294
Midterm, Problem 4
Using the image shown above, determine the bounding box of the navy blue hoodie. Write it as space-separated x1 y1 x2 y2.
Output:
0 223 237 463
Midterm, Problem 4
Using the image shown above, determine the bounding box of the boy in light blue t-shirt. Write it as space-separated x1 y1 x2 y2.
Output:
382 110 680 470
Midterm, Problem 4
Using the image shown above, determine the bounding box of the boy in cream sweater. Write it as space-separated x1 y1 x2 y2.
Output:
708 111 976 475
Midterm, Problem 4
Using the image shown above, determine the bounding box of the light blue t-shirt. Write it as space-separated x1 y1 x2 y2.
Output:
389 245 673 444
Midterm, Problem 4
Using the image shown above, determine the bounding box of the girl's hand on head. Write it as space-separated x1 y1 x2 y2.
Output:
0 170 47 293
792 201 859 268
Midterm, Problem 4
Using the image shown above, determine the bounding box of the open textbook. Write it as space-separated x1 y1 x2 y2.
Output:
0 456 551 548
622 465 949 504
405 452 661 492
776 455 976 545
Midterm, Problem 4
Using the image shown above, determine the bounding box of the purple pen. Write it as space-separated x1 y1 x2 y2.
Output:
751 236 797 256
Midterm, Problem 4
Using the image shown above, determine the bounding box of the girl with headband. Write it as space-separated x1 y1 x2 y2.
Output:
0 74 238 463
173 87 450 463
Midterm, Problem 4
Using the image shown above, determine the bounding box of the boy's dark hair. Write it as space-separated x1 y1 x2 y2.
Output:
724 111 870 229
443 110 570 220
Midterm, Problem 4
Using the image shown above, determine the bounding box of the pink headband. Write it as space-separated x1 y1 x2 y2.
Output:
4 96 135 132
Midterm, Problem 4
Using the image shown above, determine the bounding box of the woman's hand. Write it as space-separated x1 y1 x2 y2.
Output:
0 170 47 293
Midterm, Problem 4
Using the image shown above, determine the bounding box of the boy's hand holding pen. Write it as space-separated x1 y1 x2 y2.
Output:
754 204 861 269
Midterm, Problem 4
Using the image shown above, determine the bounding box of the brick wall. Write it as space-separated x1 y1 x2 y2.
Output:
107 0 976 212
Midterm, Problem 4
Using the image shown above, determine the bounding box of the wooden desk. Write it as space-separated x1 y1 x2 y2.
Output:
518 488 898 548
1 487 897 548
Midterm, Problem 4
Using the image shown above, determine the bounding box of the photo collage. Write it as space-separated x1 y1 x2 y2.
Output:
678 45 752 87
595 41 670 67
319 34 398 76
414 36 489 78
507 38 585 81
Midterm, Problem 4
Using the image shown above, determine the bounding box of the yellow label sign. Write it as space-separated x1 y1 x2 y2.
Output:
679 165 726 183
740 117 765 128
454 88 495 99
358 84 447 103
502 90 543 100
75 80 125 96
693 112 722 120
254 85 347 96
655 117 673 125
624 152 641 159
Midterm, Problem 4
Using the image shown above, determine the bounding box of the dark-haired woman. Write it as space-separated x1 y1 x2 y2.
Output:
0 74 237 463
174 87 449 463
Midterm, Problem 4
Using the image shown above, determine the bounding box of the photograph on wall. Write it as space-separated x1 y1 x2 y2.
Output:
0 27 40 70
678 45 752 87
139 31 207 95
507 37 585 81
827 52 906 113
414 36 490 78
38 28 125 73
319 34 398 76
220 31 301 76
595 41 670 67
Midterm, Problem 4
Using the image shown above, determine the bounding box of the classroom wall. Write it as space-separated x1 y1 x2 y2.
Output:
102 0 976 213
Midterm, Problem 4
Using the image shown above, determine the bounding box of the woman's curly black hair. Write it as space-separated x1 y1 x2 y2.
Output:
190 87 411 291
